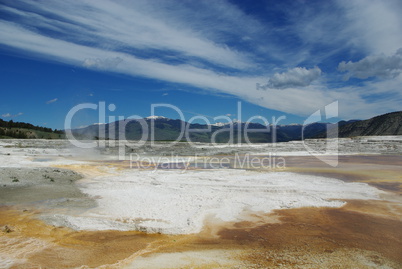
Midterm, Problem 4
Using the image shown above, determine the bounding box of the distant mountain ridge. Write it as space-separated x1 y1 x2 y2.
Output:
329 111 402 137
2 111 400 142
73 111 402 143
71 116 335 143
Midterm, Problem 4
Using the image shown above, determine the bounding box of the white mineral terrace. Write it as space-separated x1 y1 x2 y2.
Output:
0 137 400 234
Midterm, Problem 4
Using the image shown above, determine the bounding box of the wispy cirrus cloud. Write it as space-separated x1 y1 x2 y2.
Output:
46 98 58 104
82 57 123 70
1 112 23 118
1 0 252 70
0 0 402 119
338 0 402 55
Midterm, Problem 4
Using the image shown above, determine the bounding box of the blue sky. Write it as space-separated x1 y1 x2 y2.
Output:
0 0 401 129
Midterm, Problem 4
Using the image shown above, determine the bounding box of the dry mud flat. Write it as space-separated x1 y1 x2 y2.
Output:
0 167 85 205
0 138 401 268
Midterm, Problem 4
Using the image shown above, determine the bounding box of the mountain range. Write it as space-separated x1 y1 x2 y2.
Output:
71 111 402 143
323 111 402 138
70 116 319 143
1 111 400 142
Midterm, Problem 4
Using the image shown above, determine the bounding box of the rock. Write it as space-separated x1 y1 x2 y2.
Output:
2 225 13 233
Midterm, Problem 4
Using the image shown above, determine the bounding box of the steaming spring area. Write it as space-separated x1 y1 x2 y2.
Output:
0 138 401 268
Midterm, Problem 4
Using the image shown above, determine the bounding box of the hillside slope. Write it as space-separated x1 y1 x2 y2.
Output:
332 111 402 137
0 119 64 139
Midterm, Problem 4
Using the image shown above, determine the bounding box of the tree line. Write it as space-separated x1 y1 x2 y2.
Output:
0 118 64 138
0 128 29 138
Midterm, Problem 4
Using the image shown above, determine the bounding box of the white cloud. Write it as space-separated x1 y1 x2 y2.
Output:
338 0 402 55
339 48 402 80
46 98 58 104
82 57 123 70
0 0 402 120
288 0 402 63
162 93 169 96
1 18 398 119
9 0 252 70
258 67 322 90
1 112 23 118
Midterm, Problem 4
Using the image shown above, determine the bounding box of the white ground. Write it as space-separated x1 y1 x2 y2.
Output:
53 169 382 234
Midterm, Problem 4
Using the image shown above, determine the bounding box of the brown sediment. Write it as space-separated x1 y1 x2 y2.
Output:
0 206 246 268
281 154 402 167
104 200 402 268
53 163 118 178
341 199 402 219
1 200 402 268
2 154 401 268
218 201 402 267
287 167 402 195
114 202 402 266
278 155 402 195
0 206 178 268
